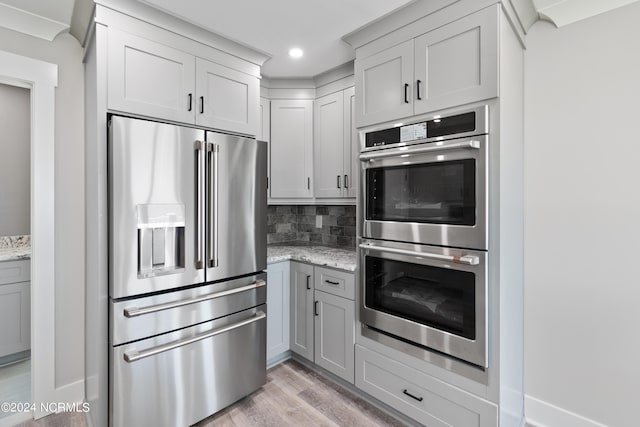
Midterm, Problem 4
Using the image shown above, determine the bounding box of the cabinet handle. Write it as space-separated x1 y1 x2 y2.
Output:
306 274 311 290
200 96 204 114
404 83 409 104
344 175 348 189
314 300 319 316
337 175 341 189
307 177 310 190
416 80 422 100
188 93 193 111
402 389 424 402
325 280 339 286
267 177 269 190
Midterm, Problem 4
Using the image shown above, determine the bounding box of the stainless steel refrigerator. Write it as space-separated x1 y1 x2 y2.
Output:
108 115 267 427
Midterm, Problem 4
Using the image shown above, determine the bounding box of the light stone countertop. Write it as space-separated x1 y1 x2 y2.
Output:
0 235 31 262
267 243 356 272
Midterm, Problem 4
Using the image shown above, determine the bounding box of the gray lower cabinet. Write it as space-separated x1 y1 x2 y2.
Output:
289 262 315 360
290 262 356 383
314 290 355 383
355 345 498 427
0 260 31 359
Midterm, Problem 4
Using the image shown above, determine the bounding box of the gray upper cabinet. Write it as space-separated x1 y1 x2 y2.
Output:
354 6 498 127
108 28 196 124
413 6 498 116
270 100 314 199
355 39 413 128
289 262 315 360
107 27 259 136
195 58 259 136
313 87 357 199
343 87 358 198
314 91 344 198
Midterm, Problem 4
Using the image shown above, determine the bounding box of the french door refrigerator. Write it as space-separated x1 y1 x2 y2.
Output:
108 115 267 427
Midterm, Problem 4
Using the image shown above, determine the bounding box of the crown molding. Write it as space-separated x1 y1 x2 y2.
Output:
0 3 68 41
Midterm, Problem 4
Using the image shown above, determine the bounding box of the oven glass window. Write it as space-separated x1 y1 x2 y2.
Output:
365 256 475 339
366 159 475 225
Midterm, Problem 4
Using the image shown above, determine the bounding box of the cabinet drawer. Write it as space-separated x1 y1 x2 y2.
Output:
0 260 30 285
314 267 354 300
356 345 497 427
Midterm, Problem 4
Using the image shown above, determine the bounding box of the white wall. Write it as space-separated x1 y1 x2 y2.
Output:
524 3 640 426
0 83 30 236
0 29 85 392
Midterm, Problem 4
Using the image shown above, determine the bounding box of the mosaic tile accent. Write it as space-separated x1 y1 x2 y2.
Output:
267 205 356 249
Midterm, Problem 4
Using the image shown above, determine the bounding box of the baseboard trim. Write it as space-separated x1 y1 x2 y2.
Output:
267 351 291 369
525 395 607 427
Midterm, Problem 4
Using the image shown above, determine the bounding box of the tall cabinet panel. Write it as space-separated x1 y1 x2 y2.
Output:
354 39 413 128
289 262 314 361
195 58 259 136
107 28 195 124
413 6 498 115
270 100 314 198
314 91 344 198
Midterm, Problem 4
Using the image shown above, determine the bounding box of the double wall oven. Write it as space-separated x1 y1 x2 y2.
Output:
359 106 490 371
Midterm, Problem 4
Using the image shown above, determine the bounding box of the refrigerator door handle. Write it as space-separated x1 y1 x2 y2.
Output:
194 141 205 270
207 143 219 268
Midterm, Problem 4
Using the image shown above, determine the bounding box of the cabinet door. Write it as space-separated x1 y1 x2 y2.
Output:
355 40 414 128
314 91 344 198
0 281 30 358
270 100 314 198
260 97 271 196
414 6 498 116
289 262 314 360
314 290 355 383
343 87 358 198
266 262 290 362
108 28 195 124
195 58 259 136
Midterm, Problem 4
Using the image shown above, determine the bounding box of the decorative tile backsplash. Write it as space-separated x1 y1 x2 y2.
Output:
267 205 356 249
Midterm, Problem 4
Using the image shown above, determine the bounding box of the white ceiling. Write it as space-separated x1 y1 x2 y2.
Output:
138 0 415 78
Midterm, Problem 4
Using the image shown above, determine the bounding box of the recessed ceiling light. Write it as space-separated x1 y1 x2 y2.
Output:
289 48 303 59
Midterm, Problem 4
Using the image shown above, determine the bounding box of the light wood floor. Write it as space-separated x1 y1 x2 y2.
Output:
12 359 406 427
195 359 405 427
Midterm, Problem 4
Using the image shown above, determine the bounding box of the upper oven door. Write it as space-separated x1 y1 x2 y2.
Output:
360 135 488 250
359 239 487 368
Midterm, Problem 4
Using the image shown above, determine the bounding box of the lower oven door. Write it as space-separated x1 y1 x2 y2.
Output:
359 239 487 367
110 305 266 427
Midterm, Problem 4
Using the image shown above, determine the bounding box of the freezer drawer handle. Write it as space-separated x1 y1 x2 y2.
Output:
123 279 266 318
359 140 480 162
123 310 266 363
359 243 479 266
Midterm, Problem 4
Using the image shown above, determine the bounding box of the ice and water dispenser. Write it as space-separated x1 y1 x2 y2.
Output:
136 204 185 278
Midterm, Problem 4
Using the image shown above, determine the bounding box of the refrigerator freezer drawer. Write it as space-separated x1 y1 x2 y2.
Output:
111 305 267 427
111 273 267 346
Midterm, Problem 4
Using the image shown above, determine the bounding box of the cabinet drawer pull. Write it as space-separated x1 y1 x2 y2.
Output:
337 175 341 189
306 274 311 290
404 83 409 104
200 96 204 114
402 389 423 402
314 300 319 316
325 280 340 286
344 175 348 189
416 80 422 100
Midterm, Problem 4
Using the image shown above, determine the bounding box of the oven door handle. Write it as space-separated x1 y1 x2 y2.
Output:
359 139 480 162
123 279 266 318
359 243 479 265
123 310 266 363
